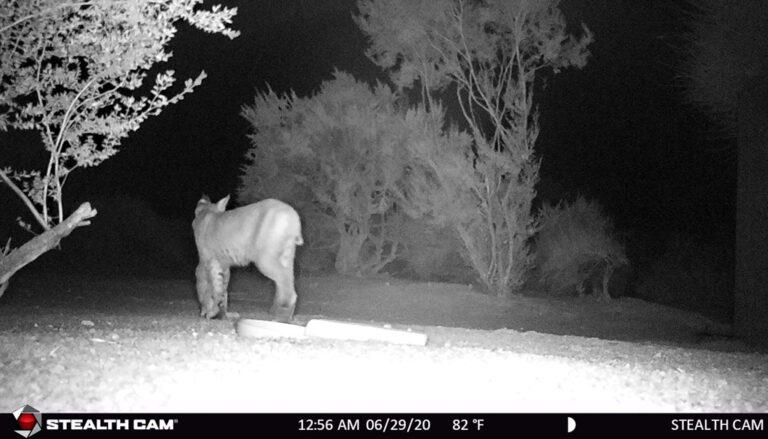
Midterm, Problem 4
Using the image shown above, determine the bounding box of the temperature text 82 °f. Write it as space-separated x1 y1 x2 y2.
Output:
453 418 485 431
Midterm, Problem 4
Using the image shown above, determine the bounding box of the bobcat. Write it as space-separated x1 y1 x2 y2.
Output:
192 195 303 321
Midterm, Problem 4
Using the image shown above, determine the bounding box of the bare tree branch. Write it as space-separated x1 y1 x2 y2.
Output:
0 202 97 297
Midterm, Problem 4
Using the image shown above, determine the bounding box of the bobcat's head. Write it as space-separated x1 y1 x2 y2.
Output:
194 194 230 217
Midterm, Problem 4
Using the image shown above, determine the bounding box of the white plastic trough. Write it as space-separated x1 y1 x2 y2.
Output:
305 319 428 346
235 318 428 346
236 319 307 339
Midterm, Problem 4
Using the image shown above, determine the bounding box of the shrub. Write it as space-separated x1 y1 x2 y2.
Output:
392 217 473 283
534 195 628 299
396 105 537 295
355 0 592 296
239 71 410 275
240 74 538 291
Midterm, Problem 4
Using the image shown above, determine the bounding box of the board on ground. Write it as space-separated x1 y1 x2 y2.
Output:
235 318 428 346
235 319 307 339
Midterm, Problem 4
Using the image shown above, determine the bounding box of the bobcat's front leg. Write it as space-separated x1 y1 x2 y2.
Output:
195 262 214 318
197 259 230 319
219 266 235 318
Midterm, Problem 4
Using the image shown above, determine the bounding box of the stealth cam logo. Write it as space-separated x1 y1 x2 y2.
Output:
13 405 42 438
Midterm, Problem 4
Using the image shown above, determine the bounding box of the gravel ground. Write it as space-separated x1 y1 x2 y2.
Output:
1 273 766 413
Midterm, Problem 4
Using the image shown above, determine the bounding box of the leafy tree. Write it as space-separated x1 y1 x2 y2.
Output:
681 0 768 344
240 72 408 275
0 0 239 296
355 0 592 295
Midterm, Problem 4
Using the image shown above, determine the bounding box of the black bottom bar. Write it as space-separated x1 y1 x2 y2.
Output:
5 413 767 438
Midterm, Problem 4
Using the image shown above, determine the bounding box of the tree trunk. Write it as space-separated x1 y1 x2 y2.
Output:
334 227 366 276
0 202 97 298
734 85 768 347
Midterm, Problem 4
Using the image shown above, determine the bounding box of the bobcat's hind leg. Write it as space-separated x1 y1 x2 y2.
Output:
269 271 297 323
269 239 299 322
220 267 240 319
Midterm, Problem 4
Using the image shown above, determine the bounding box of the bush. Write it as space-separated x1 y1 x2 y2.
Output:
240 71 539 291
534 195 628 299
392 218 473 283
239 71 410 275
396 105 538 296
355 0 591 296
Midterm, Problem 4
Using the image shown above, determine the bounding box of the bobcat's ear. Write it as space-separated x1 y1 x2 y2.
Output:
194 195 211 217
216 195 231 211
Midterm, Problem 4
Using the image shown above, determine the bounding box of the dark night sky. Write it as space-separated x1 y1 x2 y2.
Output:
1 0 736 254
65 0 385 214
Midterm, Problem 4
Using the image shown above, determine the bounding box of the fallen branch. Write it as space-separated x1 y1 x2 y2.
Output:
0 202 97 298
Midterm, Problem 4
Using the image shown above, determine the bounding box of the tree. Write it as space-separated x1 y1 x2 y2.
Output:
0 0 239 297
355 0 592 295
682 0 768 345
240 72 408 275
